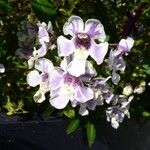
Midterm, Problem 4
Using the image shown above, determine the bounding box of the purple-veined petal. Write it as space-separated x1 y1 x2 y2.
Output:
57 36 75 57
87 100 97 110
38 24 49 44
75 86 94 103
118 37 134 53
67 48 89 77
49 69 64 90
36 42 48 57
27 70 42 87
89 41 108 65
50 94 69 109
35 58 54 73
85 19 106 41
63 15 84 36
116 57 126 71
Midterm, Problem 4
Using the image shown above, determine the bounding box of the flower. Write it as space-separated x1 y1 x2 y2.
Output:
37 21 53 44
106 95 134 129
72 77 113 116
28 21 53 69
108 37 134 84
57 15 108 77
49 67 94 109
27 58 54 103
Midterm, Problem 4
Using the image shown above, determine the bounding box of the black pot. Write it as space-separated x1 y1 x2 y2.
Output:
0 114 150 150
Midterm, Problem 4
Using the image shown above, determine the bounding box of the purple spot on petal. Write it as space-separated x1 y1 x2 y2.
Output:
75 33 91 49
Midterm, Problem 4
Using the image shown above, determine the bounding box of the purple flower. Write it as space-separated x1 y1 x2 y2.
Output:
57 15 108 77
117 37 134 54
28 22 53 69
49 69 94 109
106 95 134 129
37 21 53 44
108 37 134 85
27 58 54 103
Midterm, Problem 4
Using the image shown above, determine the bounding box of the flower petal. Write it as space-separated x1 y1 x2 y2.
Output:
63 15 84 36
118 37 134 53
112 71 120 85
33 81 49 103
38 23 49 44
85 19 106 41
79 104 89 116
57 36 75 57
116 57 126 71
35 58 54 73
75 86 94 103
27 70 42 87
36 42 48 57
49 69 64 90
28 56 35 69
67 48 89 77
33 90 46 103
50 94 69 109
90 41 108 65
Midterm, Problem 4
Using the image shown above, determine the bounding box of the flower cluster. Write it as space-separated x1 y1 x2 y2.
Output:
27 16 135 129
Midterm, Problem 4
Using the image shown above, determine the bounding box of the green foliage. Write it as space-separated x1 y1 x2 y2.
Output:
4 96 28 115
31 0 56 20
64 107 76 118
86 122 96 148
67 118 80 134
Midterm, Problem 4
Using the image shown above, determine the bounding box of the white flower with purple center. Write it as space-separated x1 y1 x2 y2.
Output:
108 37 134 85
49 69 94 109
27 58 54 103
57 15 108 77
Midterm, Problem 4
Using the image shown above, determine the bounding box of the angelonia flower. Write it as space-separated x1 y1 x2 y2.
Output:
108 37 134 85
57 15 108 77
106 95 134 129
27 58 54 103
26 15 135 129
28 21 53 69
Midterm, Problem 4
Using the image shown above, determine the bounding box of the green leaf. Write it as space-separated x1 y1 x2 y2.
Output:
67 118 80 134
31 0 56 18
86 122 96 148
64 108 75 118
142 111 150 117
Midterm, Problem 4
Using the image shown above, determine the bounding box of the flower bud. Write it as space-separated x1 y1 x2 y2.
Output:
122 85 133 96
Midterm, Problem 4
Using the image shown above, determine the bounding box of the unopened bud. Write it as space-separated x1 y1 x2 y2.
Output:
122 85 133 96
